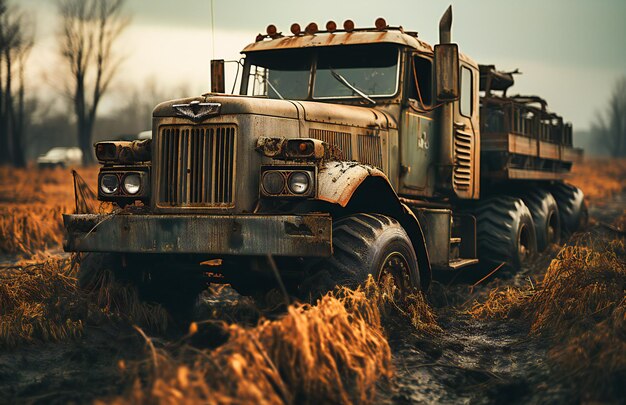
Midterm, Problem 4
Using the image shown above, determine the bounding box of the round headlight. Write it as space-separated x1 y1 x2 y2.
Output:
288 172 310 194
123 173 141 195
262 171 285 195
100 174 119 194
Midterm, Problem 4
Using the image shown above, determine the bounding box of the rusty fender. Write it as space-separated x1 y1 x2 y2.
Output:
63 213 332 257
316 161 389 207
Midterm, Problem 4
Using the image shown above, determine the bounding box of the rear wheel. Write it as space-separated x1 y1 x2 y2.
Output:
476 196 537 270
298 213 420 301
520 189 561 251
551 183 588 236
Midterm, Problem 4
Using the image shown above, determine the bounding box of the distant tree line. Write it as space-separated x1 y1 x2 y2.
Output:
0 0 33 167
592 76 626 157
0 0 132 166
0 0 201 166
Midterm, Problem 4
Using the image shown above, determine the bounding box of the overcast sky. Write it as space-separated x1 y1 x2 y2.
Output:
19 0 626 130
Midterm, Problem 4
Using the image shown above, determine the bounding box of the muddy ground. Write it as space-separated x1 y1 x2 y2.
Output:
1 193 624 404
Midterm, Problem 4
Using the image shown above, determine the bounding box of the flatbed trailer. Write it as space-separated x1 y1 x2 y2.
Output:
479 65 583 181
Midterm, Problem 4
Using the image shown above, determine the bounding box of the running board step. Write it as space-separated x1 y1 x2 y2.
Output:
448 258 479 270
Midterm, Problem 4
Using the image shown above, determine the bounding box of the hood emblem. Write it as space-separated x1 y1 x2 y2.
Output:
172 101 221 121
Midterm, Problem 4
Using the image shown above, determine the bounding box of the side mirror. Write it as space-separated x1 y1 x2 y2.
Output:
434 43 459 102
210 59 225 93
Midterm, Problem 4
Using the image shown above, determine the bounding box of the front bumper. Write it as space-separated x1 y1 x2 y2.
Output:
63 213 332 257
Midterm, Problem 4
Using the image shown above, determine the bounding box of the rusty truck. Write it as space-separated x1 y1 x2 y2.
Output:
63 7 586 312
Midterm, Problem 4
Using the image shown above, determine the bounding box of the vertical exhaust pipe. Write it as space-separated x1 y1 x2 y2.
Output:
438 5 454 188
439 5 452 44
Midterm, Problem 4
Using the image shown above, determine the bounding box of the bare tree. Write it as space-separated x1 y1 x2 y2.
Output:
0 0 34 167
57 0 129 165
592 76 626 158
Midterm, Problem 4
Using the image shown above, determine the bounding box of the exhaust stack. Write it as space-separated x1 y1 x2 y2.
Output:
437 5 455 191
439 5 452 44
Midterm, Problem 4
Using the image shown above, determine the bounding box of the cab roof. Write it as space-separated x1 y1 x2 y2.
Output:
241 28 476 66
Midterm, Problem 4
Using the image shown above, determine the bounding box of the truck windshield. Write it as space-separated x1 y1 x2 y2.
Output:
243 44 399 101
313 44 399 99
244 48 311 100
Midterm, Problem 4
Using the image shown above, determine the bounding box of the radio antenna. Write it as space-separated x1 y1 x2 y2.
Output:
210 0 216 59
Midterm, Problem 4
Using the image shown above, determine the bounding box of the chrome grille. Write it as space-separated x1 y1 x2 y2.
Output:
158 125 236 207
357 134 382 169
309 128 353 159
453 131 472 191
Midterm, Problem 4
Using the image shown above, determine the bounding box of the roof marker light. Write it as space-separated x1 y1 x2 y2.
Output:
290 23 301 35
326 20 337 32
305 22 318 35
343 19 355 32
266 24 277 36
375 17 387 30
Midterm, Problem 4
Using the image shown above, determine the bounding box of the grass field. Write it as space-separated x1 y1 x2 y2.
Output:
0 158 624 403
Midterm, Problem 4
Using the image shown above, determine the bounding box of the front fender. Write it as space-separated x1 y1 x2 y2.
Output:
316 161 389 207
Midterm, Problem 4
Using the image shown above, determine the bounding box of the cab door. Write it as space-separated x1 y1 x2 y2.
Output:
399 54 437 198
452 63 480 199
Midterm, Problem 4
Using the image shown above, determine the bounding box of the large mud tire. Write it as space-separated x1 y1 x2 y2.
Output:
77 252 204 322
551 183 588 236
476 196 537 271
298 213 420 300
520 189 561 252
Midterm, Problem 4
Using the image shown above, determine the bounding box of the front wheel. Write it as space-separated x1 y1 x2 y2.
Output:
298 213 420 301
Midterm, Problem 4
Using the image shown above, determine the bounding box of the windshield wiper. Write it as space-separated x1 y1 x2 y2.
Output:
264 77 284 100
329 68 376 105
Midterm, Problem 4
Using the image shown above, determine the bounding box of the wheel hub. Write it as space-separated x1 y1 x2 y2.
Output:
379 252 411 294
518 224 531 262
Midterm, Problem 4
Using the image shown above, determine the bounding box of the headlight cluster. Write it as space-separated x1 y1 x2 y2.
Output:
261 167 315 198
98 170 149 201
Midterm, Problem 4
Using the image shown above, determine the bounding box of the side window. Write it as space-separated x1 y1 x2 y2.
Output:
460 66 473 117
408 56 432 106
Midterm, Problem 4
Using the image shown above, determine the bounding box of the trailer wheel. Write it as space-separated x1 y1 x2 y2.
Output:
476 196 537 270
298 213 420 300
520 189 561 251
77 252 204 322
551 183 588 236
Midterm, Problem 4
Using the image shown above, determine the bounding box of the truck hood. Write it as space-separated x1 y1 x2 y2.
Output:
153 94 393 130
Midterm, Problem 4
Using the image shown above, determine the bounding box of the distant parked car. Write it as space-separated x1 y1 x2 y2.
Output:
37 147 83 168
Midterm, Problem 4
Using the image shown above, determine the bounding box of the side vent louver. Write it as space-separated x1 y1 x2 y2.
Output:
453 131 472 191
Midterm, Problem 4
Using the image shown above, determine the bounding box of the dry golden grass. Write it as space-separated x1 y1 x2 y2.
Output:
101 277 440 404
466 285 536 320
569 158 626 203
468 231 626 399
110 281 401 405
614 210 626 231
368 274 441 334
0 166 99 256
0 254 168 348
